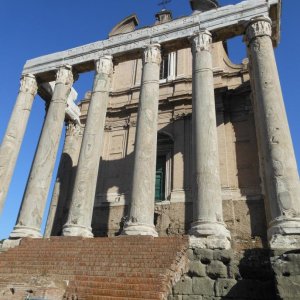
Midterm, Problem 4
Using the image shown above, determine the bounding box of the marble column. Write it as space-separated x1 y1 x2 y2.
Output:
0 74 37 215
63 56 113 237
189 31 231 249
245 17 300 249
122 44 161 237
9 65 74 239
44 121 83 237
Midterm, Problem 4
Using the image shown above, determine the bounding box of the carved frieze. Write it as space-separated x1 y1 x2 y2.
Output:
19 74 38 96
23 1 277 75
143 44 161 65
245 17 272 45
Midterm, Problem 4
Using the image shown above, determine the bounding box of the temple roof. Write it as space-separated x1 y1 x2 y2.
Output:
109 14 139 37
190 0 219 12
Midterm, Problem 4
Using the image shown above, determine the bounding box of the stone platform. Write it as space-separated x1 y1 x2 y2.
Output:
170 248 276 300
1 236 300 299
169 247 300 300
0 236 189 300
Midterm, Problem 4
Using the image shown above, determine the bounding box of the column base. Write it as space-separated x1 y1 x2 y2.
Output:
189 221 231 249
9 225 42 239
62 224 93 238
122 222 158 237
268 218 300 249
1 238 22 249
170 189 187 202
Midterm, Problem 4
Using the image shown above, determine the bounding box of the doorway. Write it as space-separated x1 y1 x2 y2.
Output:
155 132 174 202
155 155 166 202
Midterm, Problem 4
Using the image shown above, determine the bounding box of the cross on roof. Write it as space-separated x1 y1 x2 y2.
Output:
158 0 171 9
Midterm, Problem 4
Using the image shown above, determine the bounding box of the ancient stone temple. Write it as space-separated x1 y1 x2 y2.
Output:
0 0 299 299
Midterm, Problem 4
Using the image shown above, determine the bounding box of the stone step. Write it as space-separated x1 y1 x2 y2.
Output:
0 267 171 275
68 281 167 292
3 250 185 256
67 287 164 299
18 237 187 247
73 275 165 285
0 259 181 266
0 236 189 299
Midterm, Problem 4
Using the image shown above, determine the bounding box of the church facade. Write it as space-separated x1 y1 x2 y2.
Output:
0 0 298 251
0 0 300 299
45 13 264 250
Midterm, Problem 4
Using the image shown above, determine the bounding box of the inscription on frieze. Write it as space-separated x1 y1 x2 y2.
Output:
23 0 274 75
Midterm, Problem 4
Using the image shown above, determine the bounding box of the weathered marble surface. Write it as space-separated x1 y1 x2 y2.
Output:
189 31 230 249
246 17 300 249
0 74 37 215
44 121 84 238
9 65 74 239
63 56 113 237
122 44 161 237
22 0 279 76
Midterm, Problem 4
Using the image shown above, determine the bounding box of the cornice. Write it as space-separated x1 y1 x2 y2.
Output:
22 0 278 79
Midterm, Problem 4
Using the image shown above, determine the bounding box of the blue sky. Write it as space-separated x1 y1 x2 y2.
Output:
0 0 299 239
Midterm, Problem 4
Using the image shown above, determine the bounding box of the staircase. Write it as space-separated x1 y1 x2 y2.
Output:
0 236 189 300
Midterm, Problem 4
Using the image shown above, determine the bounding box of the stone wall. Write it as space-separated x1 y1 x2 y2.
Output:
169 248 276 300
271 250 300 300
91 201 267 250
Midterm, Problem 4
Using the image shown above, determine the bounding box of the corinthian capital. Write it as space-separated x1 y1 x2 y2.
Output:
191 30 212 53
56 65 74 85
245 17 272 45
143 44 161 65
19 74 38 95
95 55 113 75
66 122 84 137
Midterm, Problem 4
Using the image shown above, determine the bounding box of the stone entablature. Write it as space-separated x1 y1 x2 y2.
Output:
22 0 280 78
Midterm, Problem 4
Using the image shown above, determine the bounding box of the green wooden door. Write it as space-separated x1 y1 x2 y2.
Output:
155 156 166 201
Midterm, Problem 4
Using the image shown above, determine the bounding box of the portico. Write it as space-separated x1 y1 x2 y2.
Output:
1 0 299 250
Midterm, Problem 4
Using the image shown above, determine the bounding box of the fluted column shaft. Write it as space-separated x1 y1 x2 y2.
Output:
245 17 300 249
63 56 113 237
10 65 74 239
189 31 230 249
44 121 83 237
122 44 161 237
0 74 37 215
